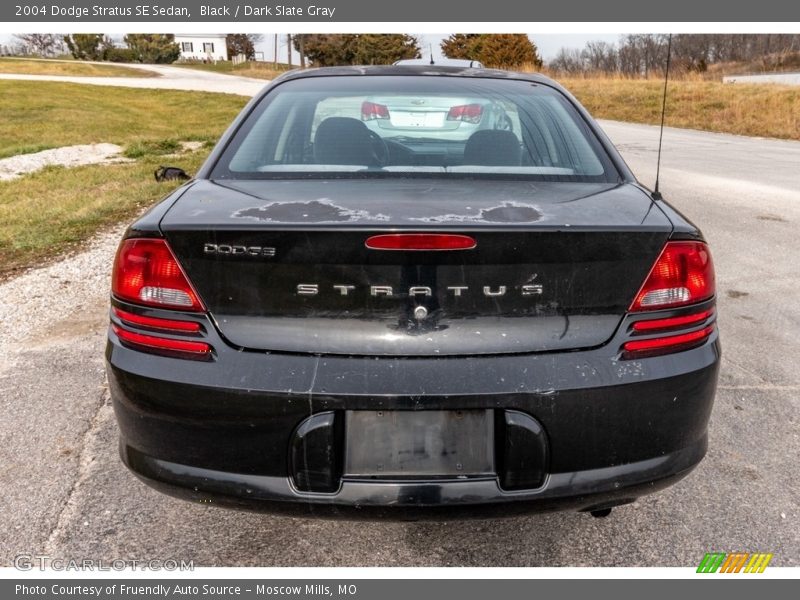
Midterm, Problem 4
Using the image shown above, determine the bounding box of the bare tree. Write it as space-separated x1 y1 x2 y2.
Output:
13 34 60 57
582 40 617 73
549 47 585 74
548 34 800 77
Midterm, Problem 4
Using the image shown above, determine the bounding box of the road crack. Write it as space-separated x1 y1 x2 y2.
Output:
43 385 113 555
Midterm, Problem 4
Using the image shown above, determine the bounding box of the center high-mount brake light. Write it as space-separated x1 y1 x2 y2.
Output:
361 101 390 121
366 233 477 251
630 241 715 311
447 104 483 124
112 238 205 311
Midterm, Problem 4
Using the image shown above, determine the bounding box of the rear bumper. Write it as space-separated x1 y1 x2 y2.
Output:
107 317 720 518
121 438 705 520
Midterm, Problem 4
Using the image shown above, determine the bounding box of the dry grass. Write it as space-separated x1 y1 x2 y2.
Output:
559 78 800 140
230 63 292 80
518 63 800 140
0 57 155 78
704 51 800 78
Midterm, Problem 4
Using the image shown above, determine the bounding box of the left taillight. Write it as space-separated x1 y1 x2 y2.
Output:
112 238 204 311
111 238 212 360
361 101 390 121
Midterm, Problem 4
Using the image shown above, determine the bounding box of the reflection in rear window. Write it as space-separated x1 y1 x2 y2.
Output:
212 75 618 182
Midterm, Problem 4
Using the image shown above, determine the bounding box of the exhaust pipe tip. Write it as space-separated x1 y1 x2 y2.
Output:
582 497 635 518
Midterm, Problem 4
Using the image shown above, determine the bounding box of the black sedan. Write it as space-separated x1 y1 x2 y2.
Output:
106 65 719 519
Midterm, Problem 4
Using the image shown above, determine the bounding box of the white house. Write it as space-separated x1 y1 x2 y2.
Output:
174 34 228 62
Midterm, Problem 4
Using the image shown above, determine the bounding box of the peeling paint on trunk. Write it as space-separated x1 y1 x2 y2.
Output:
233 199 390 223
409 201 543 224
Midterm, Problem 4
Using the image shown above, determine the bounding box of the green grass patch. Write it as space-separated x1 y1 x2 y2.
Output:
0 80 247 158
0 143 55 160
0 57 155 78
123 138 182 159
0 80 247 273
0 152 208 275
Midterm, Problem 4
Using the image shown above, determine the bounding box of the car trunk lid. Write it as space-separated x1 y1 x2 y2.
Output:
160 179 672 356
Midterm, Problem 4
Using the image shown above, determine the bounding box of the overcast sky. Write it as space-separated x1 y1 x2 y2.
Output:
1 33 621 64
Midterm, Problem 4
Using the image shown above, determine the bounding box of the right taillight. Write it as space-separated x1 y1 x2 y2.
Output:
623 240 717 359
630 241 715 311
447 103 483 124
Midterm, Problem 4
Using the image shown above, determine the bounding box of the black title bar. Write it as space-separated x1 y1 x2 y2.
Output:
4 0 800 22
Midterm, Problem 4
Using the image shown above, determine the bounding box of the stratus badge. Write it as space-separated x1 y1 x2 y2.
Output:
296 283 544 297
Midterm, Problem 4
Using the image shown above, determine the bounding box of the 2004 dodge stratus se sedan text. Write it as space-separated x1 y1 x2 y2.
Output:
106 65 720 519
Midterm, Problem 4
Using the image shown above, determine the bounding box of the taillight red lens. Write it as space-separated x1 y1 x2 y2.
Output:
630 241 715 311
112 239 204 311
112 324 211 359
365 233 477 251
361 101 390 121
113 307 201 333
447 104 483 124
623 324 715 356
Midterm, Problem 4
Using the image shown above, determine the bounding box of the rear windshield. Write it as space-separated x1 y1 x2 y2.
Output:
211 75 619 182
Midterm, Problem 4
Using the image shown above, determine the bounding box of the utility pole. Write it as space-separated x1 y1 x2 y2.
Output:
273 33 278 67
287 33 292 67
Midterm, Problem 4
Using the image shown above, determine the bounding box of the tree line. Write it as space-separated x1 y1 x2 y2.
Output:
9 33 543 69
549 34 800 76
9 34 263 64
293 33 542 68
9 33 800 73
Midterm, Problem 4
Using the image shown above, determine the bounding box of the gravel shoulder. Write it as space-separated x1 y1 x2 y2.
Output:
0 226 123 349
0 144 129 181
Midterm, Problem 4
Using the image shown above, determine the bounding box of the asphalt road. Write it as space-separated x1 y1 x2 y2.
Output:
0 120 797 567
723 72 800 85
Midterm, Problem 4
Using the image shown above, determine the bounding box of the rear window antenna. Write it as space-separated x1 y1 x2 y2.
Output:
652 33 672 201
